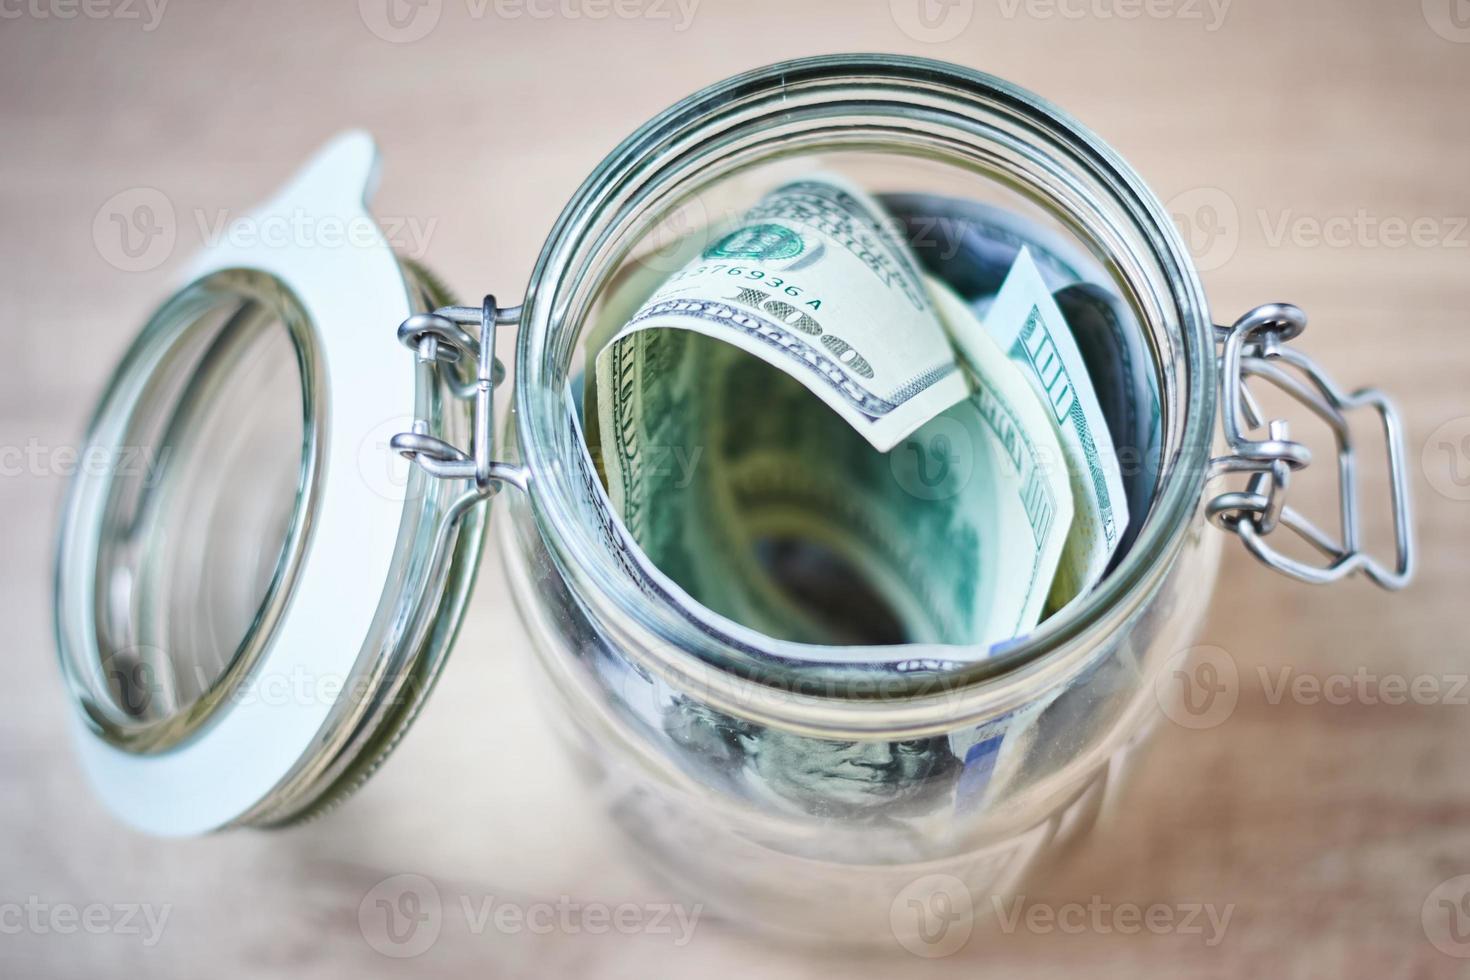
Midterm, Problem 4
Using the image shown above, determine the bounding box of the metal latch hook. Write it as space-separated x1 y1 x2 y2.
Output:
391 295 529 497
1207 303 1414 590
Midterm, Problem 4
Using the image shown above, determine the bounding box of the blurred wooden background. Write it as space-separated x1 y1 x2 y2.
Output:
3 0 1468 976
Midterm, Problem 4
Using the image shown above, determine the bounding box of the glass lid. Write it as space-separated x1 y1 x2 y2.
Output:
54 134 488 834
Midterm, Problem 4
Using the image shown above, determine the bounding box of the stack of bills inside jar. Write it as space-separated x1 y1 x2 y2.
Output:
576 175 1161 671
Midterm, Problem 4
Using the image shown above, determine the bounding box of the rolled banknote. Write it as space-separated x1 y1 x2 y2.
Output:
579 179 1145 661
590 173 988 648
585 255 1073 656
685 273 1073 648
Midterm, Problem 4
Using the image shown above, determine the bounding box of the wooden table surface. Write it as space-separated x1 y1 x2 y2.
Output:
3 1 1469 976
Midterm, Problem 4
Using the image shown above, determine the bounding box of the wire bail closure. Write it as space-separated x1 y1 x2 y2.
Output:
390 296 1414 588
1206 303 1413 590
391 295 528 498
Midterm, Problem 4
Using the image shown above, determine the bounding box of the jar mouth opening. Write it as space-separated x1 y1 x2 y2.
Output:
515 54 1214 700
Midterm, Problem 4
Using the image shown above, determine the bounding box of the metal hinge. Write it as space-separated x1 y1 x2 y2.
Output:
1206 303 1413 590
391 295 529 497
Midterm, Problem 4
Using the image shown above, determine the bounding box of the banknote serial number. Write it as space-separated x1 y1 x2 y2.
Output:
655 264 883 380
664 264 827 308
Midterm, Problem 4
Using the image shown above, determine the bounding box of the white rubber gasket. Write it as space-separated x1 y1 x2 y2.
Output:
72 132 416 835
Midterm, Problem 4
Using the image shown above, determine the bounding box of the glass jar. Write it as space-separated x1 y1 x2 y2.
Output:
54 54 1413 948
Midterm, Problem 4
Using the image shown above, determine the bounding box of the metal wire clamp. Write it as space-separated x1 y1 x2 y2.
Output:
390 295 528 498
1206 303 1413 589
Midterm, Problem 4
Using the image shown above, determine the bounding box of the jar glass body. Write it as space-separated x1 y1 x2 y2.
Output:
500 483 1220 941
495 55 1220 941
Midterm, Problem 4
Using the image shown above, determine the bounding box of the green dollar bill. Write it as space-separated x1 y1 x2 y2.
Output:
594 175 971 454
978 248 1130 610
591 266 1072 652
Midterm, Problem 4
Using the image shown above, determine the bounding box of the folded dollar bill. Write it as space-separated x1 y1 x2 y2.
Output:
882 190 1159 545
594 175 972 456
980 248 1129 611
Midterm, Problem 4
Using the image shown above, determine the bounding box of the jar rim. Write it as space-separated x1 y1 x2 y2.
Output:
513 53 1215 703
